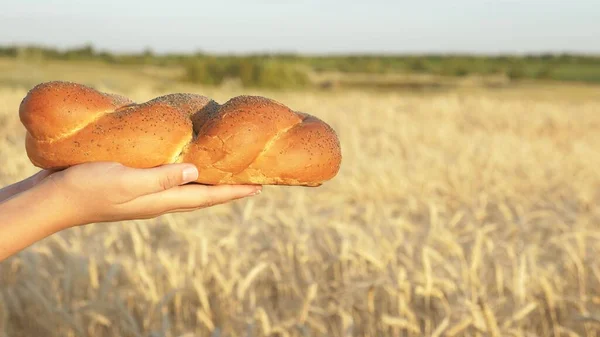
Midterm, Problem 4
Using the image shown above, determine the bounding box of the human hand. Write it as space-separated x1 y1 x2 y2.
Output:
44 162 262 227
0 161 261 261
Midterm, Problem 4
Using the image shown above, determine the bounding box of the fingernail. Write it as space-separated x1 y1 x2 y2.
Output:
182 165 199 183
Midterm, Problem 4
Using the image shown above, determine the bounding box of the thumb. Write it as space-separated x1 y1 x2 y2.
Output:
125 163 199 196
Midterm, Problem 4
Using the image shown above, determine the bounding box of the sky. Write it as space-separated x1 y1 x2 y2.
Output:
1 0 599 55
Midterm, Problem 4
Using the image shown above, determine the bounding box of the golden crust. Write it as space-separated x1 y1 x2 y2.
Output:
19 81 342 186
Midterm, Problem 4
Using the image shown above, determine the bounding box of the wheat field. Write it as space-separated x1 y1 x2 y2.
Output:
1 69 600 337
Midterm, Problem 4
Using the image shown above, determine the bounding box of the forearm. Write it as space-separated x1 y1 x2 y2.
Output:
0 170 53 203
0 180 73 261
0 180 29 203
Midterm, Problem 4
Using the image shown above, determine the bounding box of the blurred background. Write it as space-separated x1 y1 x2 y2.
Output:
1 1 599 336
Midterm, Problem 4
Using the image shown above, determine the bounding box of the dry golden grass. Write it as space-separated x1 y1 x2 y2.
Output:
1 61 600 336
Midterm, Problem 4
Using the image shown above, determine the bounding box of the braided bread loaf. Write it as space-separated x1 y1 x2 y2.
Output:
19 81 342 186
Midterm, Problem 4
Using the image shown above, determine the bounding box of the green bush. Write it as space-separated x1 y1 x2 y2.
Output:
507 64 526 80
409 58 428 72
439 62 471 77
184 58 310 89
184 58 231 85
249 61 310 88
535 65 554 79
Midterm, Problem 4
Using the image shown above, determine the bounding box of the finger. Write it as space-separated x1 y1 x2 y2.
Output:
118 163 200 197
140 205 214 219
121 183 262 216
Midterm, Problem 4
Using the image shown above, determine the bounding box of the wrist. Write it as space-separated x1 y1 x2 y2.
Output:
17 177 80 232
37 176 89 229
0 178 76 260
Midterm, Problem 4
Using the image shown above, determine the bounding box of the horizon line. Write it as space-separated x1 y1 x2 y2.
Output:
2 42 599 57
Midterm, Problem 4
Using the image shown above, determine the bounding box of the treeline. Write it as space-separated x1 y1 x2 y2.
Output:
2 44 600 87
